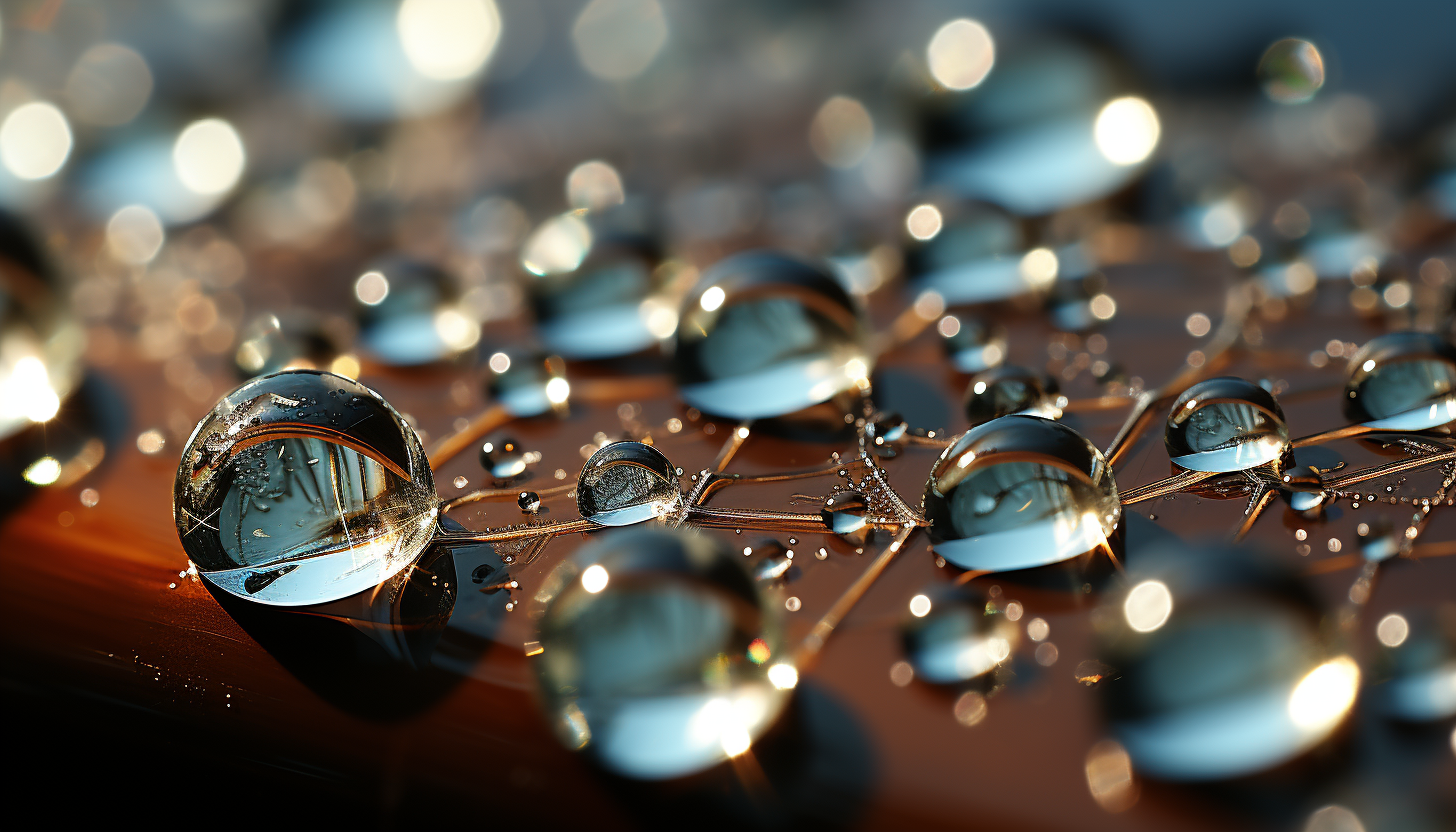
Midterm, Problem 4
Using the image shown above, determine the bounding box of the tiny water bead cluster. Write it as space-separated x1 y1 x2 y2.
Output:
174 284 1456 784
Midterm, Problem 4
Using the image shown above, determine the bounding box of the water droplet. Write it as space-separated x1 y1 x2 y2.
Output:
0 209 82 444
526 210 667 359
751 541 793 583
673 251 871 419
232 311 344 379
1369 609 1456 721
821 491 873 545
1166 378 1289 473
941 317 1008 373
1280 472 1328 517
173 370 438 606
533 527 790 779
1097 544 1356 780
486 350 570 418
905 204 1033 305
1356 518 1400 562
902 586 1018 684
865 413 909 458
1344 332 1456 431
923 416 1119 572
577 441 682 526
518 490 541 514
1258 38 1325 104
479 437 529 483
963 367 1061 427
354 257 477 366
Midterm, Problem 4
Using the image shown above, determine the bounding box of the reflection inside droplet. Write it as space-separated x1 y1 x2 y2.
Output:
1259 38 1325 104
1343 332 1456 430
534 526 789 779
354 258 476 366
577 441 682 526
1165 378 1289 473
902 586 1018 683
963 366 1062 426
923 416 1119 572
173 370 439 606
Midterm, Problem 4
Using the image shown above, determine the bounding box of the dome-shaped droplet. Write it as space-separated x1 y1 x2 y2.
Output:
534 526 791 779
941 317 1007 373
523 209 666 360
821 491 875 545
1165 378 1289 473
1370 609 1456 721
919 37 1156 215
518 490 541 513
1279 471 1327 517
751 541 793 583
173 370 439 606
577 441 682 526
923 416 1119 572
1343 332 1456 430
1257 38 1325 105
233 311 346 379
963 366 1062 426
902 586 1019 684
673 251 871 420
486 350 569 418
479 436 529 483
0 209 85 443
1357 518 1400 562
1097 544 1357 781
353 257 477 366
905 204 1030 305
865 413 909 458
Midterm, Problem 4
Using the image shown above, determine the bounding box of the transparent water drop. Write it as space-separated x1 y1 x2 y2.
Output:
821 491 874 545
486 350 569 418
525 208 666 359
1165 378 1289 473
1098 544 1357 781
673 251 872 419
1357 518 1400 562
902 586 1019 684
1279 471 1327 517
905 204 1028 305
1370 609 1456 721
479 437 528 483
941 317 1008 373
233 311 345 378
1258 38 1325 105
865 413 908 458
923 416 1119 572
1344 332 1456 431
963 367 1062 427
751 541 793 583
354 257 476 366
0 208 85 443
173 370 439 606
534 526 791 779
518 490 541 513
577 441 682 526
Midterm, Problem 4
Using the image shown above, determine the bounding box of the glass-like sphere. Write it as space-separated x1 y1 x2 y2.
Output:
941 317 1008 374
233 311 346 379
479 436 529 483
577 441 683 526
963 366 1062 426
1343 332 1456 430
1257 38 1325 105
534 526 791 779
902 586 1019 684
1166 378 1289 473
173 370 439 606
673 251 871 420
923 416 1120 572
353 257 477 366
1097 545 1357 781
486 350 569 418
821 490 875 545
522 210 665 360
0 210 85 443
905 204 1029 305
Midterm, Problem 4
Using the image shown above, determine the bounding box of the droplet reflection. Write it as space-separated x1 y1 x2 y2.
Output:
1165 378 1289 473
1343 332 1456 430
577 441 682 526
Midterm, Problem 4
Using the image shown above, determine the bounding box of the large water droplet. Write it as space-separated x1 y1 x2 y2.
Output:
963 366 1061 426
534 526 791 779
577 441 682 526
233 311 345 378
923 416 1119 572
905 204 1028 305
173 370 439 606
865 413 909 458
1165 378 1289 473
673 251 871 419
354 257 477 366
479 436 529 483
902 586 1019 684
486 350 569 418
525 209 666 359
1098 544 1356 781
1344 332 1456 430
